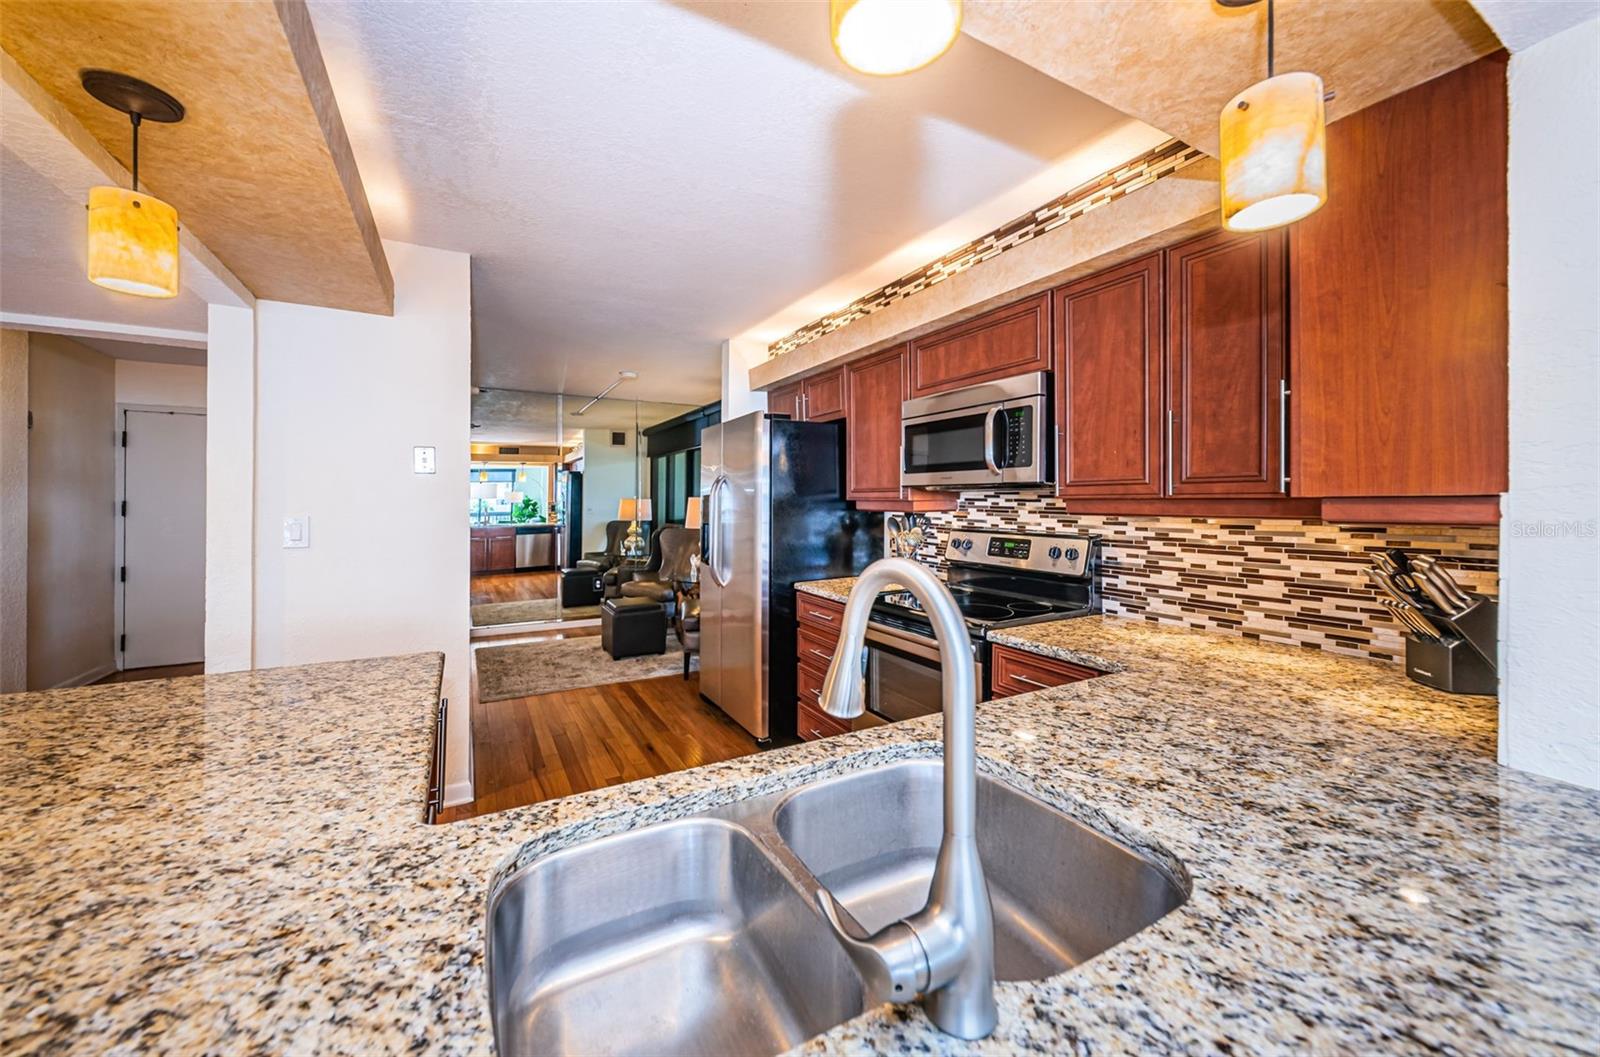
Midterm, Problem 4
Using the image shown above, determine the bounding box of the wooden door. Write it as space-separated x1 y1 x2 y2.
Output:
1054 253 1164 497
767 382 802 420
801 367 846 422
470 532 489 574
908 292 1051 397
845 346 908 501
1166 228 1286 497
1290 54 1508 497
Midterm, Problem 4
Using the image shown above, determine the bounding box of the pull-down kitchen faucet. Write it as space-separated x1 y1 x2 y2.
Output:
814 556 997 1040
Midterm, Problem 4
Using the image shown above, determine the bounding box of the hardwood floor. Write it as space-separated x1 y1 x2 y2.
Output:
93 663 205 685
471 570 559 606
438 630 760 821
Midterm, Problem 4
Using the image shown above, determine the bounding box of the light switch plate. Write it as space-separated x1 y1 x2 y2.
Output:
413 446 436 474
283 515 310 549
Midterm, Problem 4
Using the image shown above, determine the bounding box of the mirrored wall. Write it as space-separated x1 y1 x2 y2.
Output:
469 388 711 631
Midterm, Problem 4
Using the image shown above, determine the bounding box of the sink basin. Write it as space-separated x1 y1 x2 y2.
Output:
486 818 864 1057
487 760 1186 1055
773 759 1187 981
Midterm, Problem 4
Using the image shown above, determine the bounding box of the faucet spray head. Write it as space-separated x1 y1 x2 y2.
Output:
820 647 868 719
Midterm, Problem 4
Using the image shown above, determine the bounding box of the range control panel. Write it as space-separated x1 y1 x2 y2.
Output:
944 530 1095 577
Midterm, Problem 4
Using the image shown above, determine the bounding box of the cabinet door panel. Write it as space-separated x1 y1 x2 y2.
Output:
1055 254 1164 497
845 346 907 500
802 367 846 422
1166 229 1285 496
489 533 516 571
768 382 802 420
1290 54 1507 496
908 293 1050 397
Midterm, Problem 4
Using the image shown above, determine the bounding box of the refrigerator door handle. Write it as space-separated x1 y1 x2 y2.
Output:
706 473 732 587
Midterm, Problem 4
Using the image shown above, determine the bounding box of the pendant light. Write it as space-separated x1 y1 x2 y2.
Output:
81 71 185 298
830 0 961 77
1218 0 1327 232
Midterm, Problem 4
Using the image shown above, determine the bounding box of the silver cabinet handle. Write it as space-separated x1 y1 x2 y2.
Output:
1165 409 1176 494
808 610 835 622
807 648 833 661
1277 378 1290 494
1013 674 1055 690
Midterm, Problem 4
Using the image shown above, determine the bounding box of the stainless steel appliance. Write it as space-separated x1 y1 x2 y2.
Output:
901 372 1051 489
700 411 883 740
514 526 556 569
859 530 1099 724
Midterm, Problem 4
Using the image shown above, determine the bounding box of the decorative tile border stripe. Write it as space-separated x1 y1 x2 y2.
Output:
911 490 1499 666
768 138 1209 359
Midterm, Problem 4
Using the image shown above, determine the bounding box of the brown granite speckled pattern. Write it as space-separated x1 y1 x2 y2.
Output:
5 615 1599 1056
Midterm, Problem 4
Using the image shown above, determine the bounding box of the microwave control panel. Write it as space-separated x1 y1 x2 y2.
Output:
944 531 1095 577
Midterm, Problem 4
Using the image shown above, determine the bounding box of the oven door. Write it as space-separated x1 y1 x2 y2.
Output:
901 396 1048 488
860 621 982 726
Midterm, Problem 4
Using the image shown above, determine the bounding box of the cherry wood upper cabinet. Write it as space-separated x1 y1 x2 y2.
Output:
767 381 802 420
908 293 1051 397
844 346 907 501
1289 54 1508 498
1166 228 1286 497
801 366 846 422
1054 254 1164 497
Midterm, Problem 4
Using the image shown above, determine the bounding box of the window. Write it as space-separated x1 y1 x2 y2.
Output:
649 448 700 525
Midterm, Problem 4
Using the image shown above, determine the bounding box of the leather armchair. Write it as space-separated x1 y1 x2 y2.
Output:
615 525 697 605
575 520 630 572
675 585 700 679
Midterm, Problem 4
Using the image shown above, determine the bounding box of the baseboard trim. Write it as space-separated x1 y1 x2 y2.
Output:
51 662 118 689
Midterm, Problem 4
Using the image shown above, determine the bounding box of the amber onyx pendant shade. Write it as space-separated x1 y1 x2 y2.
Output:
1221 71 1328 231
830 0 961 76
87 186 180 297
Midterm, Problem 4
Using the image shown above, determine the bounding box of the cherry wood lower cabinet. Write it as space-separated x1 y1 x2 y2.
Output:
908 292 1051 398
989 644 1103 699
1289 53 1508 498
796 594 849 741
1055 254 1164 497
471 526 517 574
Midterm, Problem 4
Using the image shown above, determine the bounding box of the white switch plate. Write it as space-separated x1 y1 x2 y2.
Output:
413 446 436 474
283 515 310 549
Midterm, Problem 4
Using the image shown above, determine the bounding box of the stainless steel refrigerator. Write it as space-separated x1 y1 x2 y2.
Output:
699 411 883 741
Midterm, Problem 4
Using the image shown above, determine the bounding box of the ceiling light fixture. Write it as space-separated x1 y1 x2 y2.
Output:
830 0 961 77
1217 0 1327 232
80 70 185 298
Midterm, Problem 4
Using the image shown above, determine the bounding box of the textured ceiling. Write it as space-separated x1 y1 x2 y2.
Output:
472 389 698 447
306 0 1150 405
963 0 1501 158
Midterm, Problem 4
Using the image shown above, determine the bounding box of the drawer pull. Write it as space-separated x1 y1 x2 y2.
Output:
807 648 833 661
808 610 836 622
1013 674 1056 690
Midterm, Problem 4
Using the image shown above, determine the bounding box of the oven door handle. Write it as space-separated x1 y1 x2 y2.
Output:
866 621 960 664
982 406 1002 475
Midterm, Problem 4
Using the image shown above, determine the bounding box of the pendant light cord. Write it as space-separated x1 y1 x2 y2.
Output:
1267 0 1280 78
129 112 141 192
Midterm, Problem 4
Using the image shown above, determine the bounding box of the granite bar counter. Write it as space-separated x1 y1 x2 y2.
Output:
5 609 1599 1054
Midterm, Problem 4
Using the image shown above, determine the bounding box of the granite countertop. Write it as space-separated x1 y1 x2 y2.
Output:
6 607 1599 1055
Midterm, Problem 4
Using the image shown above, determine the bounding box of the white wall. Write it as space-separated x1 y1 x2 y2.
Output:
720 336 768 420
579 426 639 553
0 329 28 692
115 359 206 408
1501 16 1600 790
205 305 254 673
251 242 473 803
26 333 115 689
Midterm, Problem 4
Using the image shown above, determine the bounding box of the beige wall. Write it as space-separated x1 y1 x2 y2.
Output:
26 333 115 689
115 360 207 408
0 329 28 692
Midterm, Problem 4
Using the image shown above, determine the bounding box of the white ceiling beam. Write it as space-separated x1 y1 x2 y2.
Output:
0 312 207 349
1 49 254 310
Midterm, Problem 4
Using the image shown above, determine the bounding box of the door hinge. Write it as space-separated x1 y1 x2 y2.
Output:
119 633 126 652
121 430 128 447
119 566 126 583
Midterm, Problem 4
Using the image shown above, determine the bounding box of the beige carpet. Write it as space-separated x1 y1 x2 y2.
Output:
471 599 603 627
476 634 689 702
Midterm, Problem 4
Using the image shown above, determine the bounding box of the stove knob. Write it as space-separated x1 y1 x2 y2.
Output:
1065 547 1080 562
1047 546 1062 561
960 538 973 551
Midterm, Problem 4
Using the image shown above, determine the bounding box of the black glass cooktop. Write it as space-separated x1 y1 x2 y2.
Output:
873 585 1088 629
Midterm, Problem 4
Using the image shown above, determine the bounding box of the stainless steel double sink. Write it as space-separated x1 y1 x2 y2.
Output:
486 758 1188 1057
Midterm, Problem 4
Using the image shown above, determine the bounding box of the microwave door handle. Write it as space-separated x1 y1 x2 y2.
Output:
983 406 1001 475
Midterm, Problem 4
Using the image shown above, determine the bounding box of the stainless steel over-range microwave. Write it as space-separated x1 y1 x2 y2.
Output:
900 371 1051 489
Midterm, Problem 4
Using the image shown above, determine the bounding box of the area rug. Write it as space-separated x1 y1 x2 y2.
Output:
476 634 689 701
471 600 604 626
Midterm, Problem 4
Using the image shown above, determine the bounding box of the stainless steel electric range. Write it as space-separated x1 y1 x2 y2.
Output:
854 530 1100 726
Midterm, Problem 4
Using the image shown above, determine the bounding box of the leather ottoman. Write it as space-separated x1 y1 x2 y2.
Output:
560 566 605 607
601 596 667 659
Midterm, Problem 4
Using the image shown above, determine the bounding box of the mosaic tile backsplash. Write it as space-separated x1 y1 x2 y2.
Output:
768 138 1209 359
911 490 1499 665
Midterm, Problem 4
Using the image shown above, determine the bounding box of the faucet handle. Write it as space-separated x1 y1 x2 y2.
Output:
814 889 930 1002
